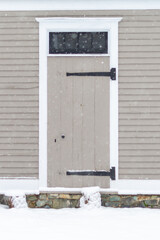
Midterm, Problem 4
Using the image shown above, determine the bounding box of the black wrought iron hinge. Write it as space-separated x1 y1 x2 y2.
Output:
66 68 116 80
66 167 116 180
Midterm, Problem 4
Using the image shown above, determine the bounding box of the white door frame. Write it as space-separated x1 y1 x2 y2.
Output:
36 17 122 188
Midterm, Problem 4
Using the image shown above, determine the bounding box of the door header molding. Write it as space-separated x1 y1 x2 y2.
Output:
36 17 122 24
36 17 122 35
37 17 121 187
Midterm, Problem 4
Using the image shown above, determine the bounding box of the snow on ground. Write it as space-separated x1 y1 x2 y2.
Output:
0 204 8 209
0 206 160 240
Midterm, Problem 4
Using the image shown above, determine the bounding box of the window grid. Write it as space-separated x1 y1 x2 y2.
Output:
49 32 108 54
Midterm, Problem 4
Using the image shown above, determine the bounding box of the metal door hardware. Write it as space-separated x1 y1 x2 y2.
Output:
61 135 65 139
66 68 116 80
66 167 115 180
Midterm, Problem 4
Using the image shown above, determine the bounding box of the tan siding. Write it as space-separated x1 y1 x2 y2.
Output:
116 10 160 179
0 35 38 41
119 65 160 70
0 12 39 178
119 46 160 52
0 59 38 65
0 53 38 58
119 59 160 64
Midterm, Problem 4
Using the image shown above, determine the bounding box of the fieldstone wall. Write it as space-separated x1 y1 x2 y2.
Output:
101 194 160 208
2 193 160 209
26 193 82 209
26 193 160 209
0 194 13 207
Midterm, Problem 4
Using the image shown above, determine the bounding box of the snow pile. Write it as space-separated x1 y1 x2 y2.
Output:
11 195 28 208
80 187 101 208
0 204 9 209
0 207 160 240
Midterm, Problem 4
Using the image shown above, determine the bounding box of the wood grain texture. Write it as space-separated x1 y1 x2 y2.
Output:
47 57 110 187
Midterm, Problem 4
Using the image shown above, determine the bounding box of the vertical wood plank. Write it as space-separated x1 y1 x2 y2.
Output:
48 56 110 187
82 75 95 186
72 73 83 187
47 57 61 187
95 58 110 188
60 57 73 187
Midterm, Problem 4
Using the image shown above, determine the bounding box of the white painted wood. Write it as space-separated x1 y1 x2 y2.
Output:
39 22 48 187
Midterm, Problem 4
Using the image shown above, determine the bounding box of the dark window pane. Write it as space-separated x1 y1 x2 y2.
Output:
49 32 65 53
92 32 107 53
65 33 78 52
49 32 108 54
79 33 92 53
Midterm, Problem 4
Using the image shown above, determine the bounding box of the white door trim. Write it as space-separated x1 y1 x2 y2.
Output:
36 17 122 187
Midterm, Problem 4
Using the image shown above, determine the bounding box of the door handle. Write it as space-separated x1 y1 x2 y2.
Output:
66 68 116 80
61 135 65 139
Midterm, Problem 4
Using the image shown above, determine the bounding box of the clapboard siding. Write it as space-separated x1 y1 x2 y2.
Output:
0 102 38 107
120 40 160 46
102 11 160 180
120 59 160 64
0 12 39 178
0 46 38 53
120 46 160 52
120 65 160 70
0 35 38 41
0 59 38 64
0 53 38 58
0 9 159 180
119 144 160 150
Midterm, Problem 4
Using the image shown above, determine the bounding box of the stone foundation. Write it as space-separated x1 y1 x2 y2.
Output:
101 194 160 208
1 192 160 209
26 193 160 209
0 194 14 208
26 193 82 209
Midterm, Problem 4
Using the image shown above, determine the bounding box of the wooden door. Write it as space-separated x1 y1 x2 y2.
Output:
47 56 110 188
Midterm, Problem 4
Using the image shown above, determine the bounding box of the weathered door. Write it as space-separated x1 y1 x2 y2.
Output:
47 56 110 188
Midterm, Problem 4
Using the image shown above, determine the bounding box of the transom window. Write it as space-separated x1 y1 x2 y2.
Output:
49 32 108 54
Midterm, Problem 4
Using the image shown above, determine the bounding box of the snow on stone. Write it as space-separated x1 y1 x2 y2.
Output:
80 186 101 208
4 190 39 196
11 195 28 209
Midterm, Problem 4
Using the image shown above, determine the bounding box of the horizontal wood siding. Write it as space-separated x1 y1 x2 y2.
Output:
0 12 39 178
117 10 160 180
0 9 159 179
